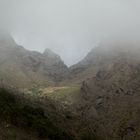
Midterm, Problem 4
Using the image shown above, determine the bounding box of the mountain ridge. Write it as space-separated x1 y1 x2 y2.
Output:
0 34 69 88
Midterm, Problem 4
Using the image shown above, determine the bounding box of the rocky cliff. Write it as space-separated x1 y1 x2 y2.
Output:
0 33 69 88
74 40 140 139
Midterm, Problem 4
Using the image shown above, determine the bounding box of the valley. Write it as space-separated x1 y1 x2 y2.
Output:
1 34 140 139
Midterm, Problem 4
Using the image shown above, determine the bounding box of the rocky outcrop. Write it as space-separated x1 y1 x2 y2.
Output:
42 48 69 82
75 41 140 139
70 40 140 83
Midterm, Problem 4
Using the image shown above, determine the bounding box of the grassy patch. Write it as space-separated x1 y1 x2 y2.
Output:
25 85 80 104
45 85 80 104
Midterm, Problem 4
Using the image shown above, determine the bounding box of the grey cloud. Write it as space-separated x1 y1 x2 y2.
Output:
0 0 140 65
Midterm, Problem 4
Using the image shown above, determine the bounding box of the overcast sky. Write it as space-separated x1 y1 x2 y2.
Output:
0 0 140 65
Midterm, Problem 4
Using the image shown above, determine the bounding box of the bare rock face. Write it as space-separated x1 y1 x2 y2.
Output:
0 33 69 88
42 48 69 82
75 41 140 139
70 40 140 83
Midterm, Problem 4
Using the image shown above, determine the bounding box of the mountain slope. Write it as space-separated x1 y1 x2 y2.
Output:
70 40 140 82
74 40 140 139
0 86 73 140
0 33 69 88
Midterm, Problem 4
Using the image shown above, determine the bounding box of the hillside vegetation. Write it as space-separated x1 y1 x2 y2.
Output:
0 87 73 140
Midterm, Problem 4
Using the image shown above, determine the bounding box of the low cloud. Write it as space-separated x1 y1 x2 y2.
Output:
0 0 140 65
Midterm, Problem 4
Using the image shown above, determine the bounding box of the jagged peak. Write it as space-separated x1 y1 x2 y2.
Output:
43 48 61 59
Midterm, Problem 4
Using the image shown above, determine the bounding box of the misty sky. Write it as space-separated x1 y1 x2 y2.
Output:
0 0 140 65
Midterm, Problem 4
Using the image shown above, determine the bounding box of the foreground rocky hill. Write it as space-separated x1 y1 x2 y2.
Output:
74 40 140 139
0 33 69 88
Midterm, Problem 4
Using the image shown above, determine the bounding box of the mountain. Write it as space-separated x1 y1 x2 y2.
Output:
1 33 140 139
0 33 69 88
73 40 140 139
70 40 140 82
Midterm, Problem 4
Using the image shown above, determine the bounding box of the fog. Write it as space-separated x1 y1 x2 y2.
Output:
0 0 140 65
